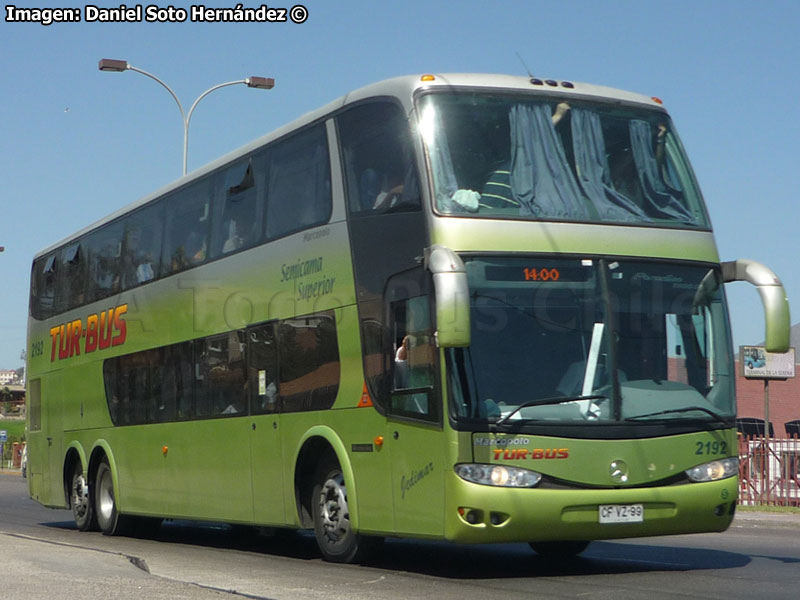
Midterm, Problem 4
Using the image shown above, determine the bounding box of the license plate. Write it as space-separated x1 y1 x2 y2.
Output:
599 504 644 524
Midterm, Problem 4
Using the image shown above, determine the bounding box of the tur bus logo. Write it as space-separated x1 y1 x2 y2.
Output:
49 304 128 362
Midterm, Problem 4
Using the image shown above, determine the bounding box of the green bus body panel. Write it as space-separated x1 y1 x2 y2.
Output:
472 429 737 487
444 430 738 543
444 472 736 543
430 218 720 264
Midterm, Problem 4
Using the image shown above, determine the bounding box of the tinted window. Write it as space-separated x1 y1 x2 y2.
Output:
163 180 211 274
338 102 420 215
121 203 162 290
104 312 339 425
211 158 263 258
86 221 124 302
390 296 437 421
248 323 279 414
265 125 331 239
57 242 88 312
195 332 248 417
104 347 161 425
105 342 193 425
278 312 340 412
31 254 58 320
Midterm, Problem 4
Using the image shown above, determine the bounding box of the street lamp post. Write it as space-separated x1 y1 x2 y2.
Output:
98 58 274 175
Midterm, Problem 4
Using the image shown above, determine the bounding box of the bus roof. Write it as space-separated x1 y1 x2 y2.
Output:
34 73 665 259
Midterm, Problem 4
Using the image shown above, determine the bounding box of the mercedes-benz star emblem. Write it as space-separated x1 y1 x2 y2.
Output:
609 460 629 483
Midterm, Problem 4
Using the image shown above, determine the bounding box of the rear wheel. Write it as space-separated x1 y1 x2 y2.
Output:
70 465 96 531
95 458 131 536
311 455 378 563
529 540 591 558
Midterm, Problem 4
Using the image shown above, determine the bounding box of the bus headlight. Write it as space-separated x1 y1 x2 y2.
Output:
685 457 739 482
455 464 542 488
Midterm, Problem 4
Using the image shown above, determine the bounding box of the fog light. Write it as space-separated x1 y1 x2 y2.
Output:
490 511 509 526
457 507 484 525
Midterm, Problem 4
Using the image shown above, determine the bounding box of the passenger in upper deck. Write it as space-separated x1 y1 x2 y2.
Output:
477 102 572 211
121 227 155 287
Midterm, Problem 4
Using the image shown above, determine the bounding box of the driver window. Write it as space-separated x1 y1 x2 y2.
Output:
390 296 436 421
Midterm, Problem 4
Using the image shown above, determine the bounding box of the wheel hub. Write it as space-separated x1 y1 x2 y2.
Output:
97 468 115 521
318 473 350 543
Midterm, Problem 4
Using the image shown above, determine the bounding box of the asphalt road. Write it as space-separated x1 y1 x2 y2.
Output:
2 472 799 599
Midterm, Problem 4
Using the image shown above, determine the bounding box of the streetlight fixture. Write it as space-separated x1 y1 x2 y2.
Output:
98 58 274 175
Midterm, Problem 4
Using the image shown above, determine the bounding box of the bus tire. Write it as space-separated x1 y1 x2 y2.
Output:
311 455 376 563
70 464 97 531
529 540 591 558
95 458 130 536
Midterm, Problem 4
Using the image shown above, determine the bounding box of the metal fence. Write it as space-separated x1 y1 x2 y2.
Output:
738 434 800 506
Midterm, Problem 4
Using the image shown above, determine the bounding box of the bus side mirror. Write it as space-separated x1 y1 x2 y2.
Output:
425 245 470 347
722 259 791 353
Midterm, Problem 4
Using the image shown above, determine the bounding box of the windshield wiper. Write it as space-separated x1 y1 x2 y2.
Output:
493 394 607 427
625 406 728 425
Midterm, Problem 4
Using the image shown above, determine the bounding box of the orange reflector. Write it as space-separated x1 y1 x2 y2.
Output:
358 382 373 407
421 74 436 82
374 435 384 447
651 96 663 105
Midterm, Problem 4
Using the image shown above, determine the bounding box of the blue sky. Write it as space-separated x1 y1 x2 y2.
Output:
1 0 798 369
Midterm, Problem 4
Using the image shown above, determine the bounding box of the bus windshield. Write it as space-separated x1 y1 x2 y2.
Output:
446 257 734 428
418 92 709 229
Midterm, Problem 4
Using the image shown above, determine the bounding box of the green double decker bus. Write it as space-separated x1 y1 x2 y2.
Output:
26 73 790 562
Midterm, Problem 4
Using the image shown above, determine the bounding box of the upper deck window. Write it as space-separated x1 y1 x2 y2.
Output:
418 92 710 229
338 101 421 215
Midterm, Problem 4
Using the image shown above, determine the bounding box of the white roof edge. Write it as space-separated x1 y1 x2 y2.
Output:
34 73 665 259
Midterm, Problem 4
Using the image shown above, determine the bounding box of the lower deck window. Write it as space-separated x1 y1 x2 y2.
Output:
103 311 339 425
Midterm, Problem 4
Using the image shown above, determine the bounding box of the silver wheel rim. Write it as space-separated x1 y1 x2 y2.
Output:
72 473 90 520
97 467 115 524
318 472 350 544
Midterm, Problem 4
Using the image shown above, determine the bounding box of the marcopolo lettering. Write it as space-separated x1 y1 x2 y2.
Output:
474 437 530 446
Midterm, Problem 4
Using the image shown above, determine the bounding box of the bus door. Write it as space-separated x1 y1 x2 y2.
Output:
26 373 64 507
246 322 285 525
161 333 254 522
386 294 445 536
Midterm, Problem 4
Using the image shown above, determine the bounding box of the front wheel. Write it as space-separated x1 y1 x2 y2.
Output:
529 540 591 558
311 455 378 563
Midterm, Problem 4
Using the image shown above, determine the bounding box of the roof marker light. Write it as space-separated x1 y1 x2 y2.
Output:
530 78 543 85
561 81 575 89
421 74 436 82
545 79 558 87
651 96 664 105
